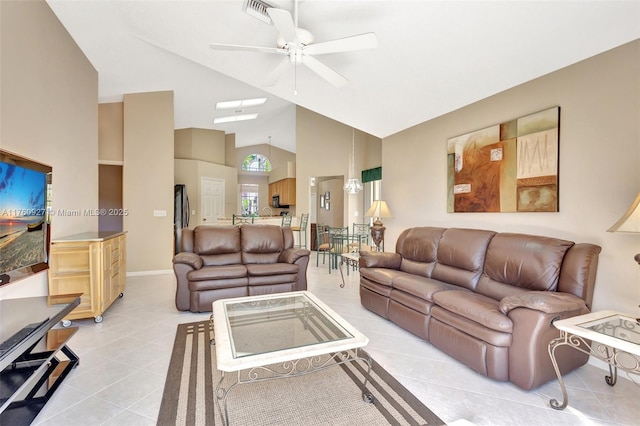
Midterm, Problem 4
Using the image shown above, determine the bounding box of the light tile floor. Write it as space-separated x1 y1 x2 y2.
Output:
32 258 640 425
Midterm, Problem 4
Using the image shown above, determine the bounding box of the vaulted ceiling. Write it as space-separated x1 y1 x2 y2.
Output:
47 1 640 153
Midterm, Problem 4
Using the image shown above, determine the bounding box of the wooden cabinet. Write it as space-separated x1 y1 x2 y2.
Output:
48 232 126 322
269 178 296 205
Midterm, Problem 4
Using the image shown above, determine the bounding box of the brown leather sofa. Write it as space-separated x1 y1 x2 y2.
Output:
173 225 310 312
359 227 601 390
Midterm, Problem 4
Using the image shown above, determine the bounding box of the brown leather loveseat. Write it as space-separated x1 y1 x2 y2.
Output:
173 225 310 312
359 227 601 390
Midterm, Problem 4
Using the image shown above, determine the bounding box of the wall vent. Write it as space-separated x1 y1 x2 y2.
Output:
242 0 277 25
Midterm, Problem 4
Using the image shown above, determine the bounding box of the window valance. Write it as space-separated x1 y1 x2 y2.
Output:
361 167 382 183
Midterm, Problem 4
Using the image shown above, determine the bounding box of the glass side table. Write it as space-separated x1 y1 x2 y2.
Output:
548 310 640 410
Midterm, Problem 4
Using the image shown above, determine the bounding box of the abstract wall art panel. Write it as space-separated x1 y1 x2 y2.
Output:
447 106 560 213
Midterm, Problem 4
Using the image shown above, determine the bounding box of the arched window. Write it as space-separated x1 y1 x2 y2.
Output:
242 154 271 172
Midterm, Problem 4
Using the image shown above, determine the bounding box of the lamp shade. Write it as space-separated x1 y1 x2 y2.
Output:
607 192 640 233
365 200 392 219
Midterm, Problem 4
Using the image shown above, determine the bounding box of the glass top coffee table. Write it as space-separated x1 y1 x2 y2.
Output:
548 310 640 410
211 291 371 425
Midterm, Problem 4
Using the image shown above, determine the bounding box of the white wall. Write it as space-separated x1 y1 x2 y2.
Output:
382 40 640 314
0 1 98 298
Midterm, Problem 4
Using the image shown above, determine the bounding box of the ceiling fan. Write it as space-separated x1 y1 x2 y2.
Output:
209 1 377 89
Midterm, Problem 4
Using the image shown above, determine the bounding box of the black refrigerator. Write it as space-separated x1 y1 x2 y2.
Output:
174 184 190 254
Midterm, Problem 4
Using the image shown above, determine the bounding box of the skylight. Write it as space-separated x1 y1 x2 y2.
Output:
214 113 258 124
216 98 267 110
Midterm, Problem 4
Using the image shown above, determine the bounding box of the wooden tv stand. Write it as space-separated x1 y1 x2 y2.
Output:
0 294 81 425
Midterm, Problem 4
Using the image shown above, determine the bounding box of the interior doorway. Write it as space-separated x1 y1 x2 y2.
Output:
201 177 224 225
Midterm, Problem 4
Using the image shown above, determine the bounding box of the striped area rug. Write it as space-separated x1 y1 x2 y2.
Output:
158 321 444 425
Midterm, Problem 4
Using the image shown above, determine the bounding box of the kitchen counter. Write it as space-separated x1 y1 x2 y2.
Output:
51 231 126 243
215 216 297 226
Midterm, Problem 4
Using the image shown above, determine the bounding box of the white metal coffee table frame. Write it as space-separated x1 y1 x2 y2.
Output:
211 291 372 425
548 310 640 410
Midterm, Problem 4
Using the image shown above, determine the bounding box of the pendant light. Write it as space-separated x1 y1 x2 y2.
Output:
344 128 363 194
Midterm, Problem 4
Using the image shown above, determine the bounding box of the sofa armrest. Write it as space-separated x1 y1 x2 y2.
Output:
499 291 587 316
173 252 203 270
279 248 311 264
359 251 402 269
501 291 590 390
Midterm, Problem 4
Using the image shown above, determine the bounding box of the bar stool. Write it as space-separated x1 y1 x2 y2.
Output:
281 215 292 227
291 213 309 249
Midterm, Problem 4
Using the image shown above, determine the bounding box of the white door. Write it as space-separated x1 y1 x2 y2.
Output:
201 177 224 225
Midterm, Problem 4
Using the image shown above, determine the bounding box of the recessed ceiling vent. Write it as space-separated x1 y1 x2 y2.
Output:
242 0 277 25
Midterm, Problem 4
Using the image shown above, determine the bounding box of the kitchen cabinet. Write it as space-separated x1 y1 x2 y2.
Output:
269 178 296 205
48 232 126 323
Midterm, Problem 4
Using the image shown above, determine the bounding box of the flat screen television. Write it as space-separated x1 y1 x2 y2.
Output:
0 150 52 286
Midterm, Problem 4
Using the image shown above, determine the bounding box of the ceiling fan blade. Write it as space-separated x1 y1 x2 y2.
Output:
302 54 348 88
263 57 291 87
209 42 284 55
266 8 299 44
303 33 378 55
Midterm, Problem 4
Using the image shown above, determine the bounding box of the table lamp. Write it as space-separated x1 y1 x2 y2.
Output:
366 200 392 251
607 191 640 266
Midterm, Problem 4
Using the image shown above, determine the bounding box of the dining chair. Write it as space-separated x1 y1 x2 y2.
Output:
291 213 309 249
232 214 254 225
351 223 370 252
328 226 349 274
281 215 292 227
315 224 330 266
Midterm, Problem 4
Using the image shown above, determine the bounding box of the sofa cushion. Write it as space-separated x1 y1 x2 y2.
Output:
399 259 435 277
431 228 496 290
392 275 466 303
359 267 405 287
188 277 248 292
246 263 299 276
360 277 393 297
187 264 247 281
194 226 240 255
389 289 432 315
475 233 574 300
432 290 513 334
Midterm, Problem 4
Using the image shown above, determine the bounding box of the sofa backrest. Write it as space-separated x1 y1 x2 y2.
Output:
241 225 293 264
430 228 496 290
391 226 601 306
396 227 446 277
557 243 602 308
475 233 574 301
193 226 242 266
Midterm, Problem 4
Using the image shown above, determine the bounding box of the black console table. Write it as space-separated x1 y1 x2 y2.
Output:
0 294 81 425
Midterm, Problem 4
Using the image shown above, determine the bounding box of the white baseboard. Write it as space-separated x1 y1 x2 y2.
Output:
126 270 173 277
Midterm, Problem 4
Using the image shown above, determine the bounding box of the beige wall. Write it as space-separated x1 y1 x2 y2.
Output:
316 178 345 227
382 40 640 314
98 102 124 162
175 128 226 164
123 91 175 273
296 108 382 239
0 0 99 298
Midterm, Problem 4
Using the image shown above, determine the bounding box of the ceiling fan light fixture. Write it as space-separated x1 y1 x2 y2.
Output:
214 113 258 124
